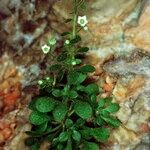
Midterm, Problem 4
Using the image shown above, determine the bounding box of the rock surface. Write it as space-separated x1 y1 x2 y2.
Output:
0 0 150 149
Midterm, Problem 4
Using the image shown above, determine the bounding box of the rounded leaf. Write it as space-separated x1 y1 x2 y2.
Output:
52 89 62 97
74 102 92 119
92 128 109 142
53 105 68 122
29 111 49 125
59 132 68 142
35 97 55 113
102 116 121 128
85 83 99 95
105 103 120 113
72 130 81 142
83 142 99 150
79 65 95 73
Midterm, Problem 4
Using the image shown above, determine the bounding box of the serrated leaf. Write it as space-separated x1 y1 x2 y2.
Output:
79 65 95 73
85 83 99 95
105 103 120 113
72 130 81 142
53 105 68 122
83 142 99 150
74 102 92 119
52 89 62 97
102 116 121 128
49 64 62 71
78 47 89 52
29 111 49 125
59 131 69 142
35 97 55 113
68 71 87 85
92 128 109 142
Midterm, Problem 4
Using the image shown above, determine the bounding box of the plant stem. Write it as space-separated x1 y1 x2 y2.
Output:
72 0 77 38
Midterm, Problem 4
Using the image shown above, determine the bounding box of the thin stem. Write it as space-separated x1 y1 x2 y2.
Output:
72 0 77 38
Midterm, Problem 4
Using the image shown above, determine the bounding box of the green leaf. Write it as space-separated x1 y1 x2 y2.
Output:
95 115 105 126
70 35 81 44
85 83 99 95
72 130 81 142
74 102 92 119
68 71 87 85
105 103 120 113
65 18 72 23
30 143 40 150
59 131 69 142
92 128 109 142
48 37 56 45
53 105 68 122
102 116 121 128
75 59 82 65
91 94 97 103
65 139 72 150
35 122 48 133
57 53 67 62
29 111 49 125
61 32 70 36
28 99 37 110
49 64 62 71
76 85 85 91
65 119 73 127
69 90 78 98
52 89 62 97
35 97 55 113
80 3 87 10
80 128 92 140
79 65 95 73
75 118 85 127
83 142 99 150
26 122 48 137
25 137 37 146
98 99 106 108
78 47 89 52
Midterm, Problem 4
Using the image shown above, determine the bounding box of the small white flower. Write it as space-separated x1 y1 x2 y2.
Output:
71 61 76 65
48 37 56 45
65 40 70 45
46 77 50 80
41 44 50 54
38 80 43 85
77 16 88 27
84 26 88 30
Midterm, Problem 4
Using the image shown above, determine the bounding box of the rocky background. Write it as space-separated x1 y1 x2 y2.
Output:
0 0 150 149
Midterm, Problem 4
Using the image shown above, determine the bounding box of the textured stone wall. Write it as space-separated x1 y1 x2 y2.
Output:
0 0 149 149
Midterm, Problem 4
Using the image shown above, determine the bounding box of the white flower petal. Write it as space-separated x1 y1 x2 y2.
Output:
77 15 88 27
41 44 50 54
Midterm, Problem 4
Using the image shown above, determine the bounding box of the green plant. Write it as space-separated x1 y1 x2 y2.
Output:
26 0 121 149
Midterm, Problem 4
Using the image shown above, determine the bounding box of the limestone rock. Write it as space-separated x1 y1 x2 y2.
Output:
125 0 150 53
